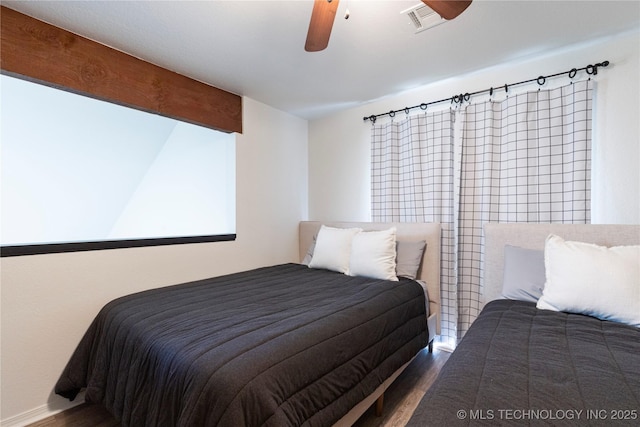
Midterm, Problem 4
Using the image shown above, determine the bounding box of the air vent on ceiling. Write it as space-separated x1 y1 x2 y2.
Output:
401 3 445 33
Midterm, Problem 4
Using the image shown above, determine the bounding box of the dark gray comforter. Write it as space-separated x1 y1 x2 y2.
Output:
55 263 428 427
408 299 640 426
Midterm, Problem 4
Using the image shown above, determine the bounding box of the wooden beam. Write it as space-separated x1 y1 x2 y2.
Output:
0 6 242 134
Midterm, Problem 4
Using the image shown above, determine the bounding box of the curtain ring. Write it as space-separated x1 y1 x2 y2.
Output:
420 103 428 110
568 68 577 79
586 64 596 75
537 76 546 86
463 93 471 102
369 115 376 124
388 110 395 118
404 107 410 115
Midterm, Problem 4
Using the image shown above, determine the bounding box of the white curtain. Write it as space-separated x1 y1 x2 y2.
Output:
371 110 459 344
371 80 593 346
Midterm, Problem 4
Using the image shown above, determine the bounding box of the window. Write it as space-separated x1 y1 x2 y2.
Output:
1 75 236 256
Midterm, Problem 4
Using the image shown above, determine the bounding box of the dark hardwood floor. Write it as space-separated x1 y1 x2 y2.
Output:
353 347 450 427
27 403 119 427
29 347 449 427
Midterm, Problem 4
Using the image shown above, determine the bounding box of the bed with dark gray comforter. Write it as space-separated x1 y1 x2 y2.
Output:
55 263 428 427
407 299 640 426
407 223 640 427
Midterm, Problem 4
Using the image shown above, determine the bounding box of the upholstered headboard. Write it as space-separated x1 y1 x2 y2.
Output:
483 223 640 305
299 221 441 334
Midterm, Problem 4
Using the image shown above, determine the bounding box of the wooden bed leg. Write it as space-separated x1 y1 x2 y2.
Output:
428 341 434 353
375 393 384 417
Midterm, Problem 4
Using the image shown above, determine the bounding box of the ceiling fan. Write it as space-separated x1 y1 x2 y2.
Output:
305 0 472 52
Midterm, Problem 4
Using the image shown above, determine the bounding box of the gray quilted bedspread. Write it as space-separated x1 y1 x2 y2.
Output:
55 263 427 427
408 299 640 426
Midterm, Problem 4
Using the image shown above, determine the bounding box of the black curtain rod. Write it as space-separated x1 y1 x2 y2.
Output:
363 60 610 123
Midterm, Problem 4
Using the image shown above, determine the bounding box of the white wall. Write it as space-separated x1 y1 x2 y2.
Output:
0 97 308 424
309 30 640 225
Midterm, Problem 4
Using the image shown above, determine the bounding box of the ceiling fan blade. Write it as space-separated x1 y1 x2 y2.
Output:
305 0 340 52
421 0 472 20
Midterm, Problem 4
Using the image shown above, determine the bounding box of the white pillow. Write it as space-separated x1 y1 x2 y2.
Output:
308 225 361 274
349 227 399 281
536 234 640 327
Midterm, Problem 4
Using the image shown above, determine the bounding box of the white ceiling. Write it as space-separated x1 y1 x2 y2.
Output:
4 0 639 120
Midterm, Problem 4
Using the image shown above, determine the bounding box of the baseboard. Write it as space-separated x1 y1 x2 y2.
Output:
1 393 85 427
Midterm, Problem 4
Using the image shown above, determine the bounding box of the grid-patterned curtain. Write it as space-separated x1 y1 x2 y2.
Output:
457 80 592 335
371 111 458 346
371 80 593 345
